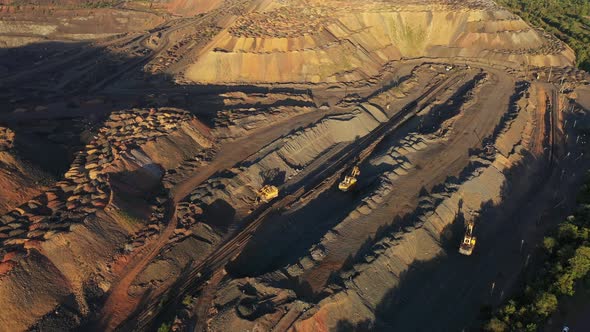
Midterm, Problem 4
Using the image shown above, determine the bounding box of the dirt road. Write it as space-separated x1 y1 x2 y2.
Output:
121 68 476 331
95 108 329 330
363 83 583 331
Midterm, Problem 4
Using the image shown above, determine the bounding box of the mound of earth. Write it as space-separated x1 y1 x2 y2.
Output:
0 0 589 330
0 126 52 215
0 108 214 331
0 6 165 47
186 0 574 83
165 0 225 16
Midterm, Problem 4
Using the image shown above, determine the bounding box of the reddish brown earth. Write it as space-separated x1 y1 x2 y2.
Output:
0 0 589 331
166 0 224 16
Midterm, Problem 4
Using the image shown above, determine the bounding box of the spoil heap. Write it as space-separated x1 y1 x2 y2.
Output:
0 127 14 151
0 7 164 47
186 0 574 83
0 126 46 215
0 108 213 331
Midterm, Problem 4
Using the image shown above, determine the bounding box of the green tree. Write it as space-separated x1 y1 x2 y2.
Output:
555 273 575 296
157 322 171 332
485 317 507 332
544 237 557 253
534 292 558 317
558 223 579 241
501 300 517 316
570 246 590 278
484 171 590 330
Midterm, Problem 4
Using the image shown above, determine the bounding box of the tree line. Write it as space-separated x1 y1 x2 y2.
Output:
485 173 590 331
497 0 590 71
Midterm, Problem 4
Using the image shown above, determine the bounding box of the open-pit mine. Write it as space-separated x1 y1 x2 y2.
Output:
0 0 589 330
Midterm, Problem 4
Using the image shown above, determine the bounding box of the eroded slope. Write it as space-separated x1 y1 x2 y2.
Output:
186 0 574 83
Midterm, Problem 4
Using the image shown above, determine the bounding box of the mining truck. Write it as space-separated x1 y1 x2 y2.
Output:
459 221 477 256
338 166 360 192
257 185 279 203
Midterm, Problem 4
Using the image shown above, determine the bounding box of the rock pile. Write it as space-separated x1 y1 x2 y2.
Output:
0 127 15 151
228 5 335 38
125 190 169 252
146 25 220 74
162 148 216 188
100 108 193 157
177 201 205 228
188 0 574 84
0 108 198 266
493 29 567 56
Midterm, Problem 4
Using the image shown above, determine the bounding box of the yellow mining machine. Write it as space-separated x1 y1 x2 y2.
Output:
257 185 279 203
459 221 477 256
338 166 360 192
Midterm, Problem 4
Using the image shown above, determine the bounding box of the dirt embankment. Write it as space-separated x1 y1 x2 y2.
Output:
213 92 317 140
290 81 541 331
0 126 49 214
186 0 574 84
0 6 164 47
184 66 469 329
0 108 213 331
190 65 578 332
165 0 225 16
176 66 442 236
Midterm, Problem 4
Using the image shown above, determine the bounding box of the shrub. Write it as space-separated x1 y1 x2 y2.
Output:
554 271 575 295
485 318 507 332
543 237 557 253
182 295 193 306
558 223 579 241
157 322 171 332
570 246 590 278
484 171 590 329
533 292 558 317
497 0 590 71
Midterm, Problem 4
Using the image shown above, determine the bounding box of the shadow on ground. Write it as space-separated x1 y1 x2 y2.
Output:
330 142 576 331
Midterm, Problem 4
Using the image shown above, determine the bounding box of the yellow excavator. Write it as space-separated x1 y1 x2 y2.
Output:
257 185 279 203
459 221 477 256
339 166 360 192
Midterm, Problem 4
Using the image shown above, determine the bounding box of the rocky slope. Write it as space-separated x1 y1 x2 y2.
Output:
291 82 540 331
197 74 559 332
0 126 48 214
0 0 588 330
186 0 574 83
0 108 213 331
0 6 164 47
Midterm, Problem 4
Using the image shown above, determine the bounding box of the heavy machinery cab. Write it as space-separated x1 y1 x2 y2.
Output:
257 185 279 203
339 166 360 192
459 222 477 256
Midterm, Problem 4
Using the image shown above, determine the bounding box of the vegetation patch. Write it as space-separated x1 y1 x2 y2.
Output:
484 173 590 331
497 0 590 71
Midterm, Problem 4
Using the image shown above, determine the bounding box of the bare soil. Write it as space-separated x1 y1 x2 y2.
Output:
0 0 589 331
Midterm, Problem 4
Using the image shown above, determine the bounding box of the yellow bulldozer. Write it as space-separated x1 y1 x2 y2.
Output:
459 221 477 256
257 185 279 203
339 166 360 192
